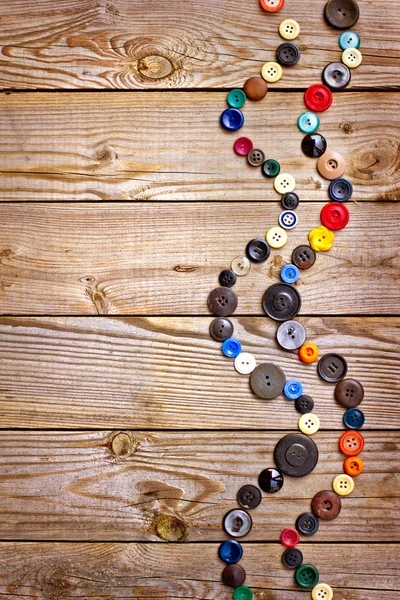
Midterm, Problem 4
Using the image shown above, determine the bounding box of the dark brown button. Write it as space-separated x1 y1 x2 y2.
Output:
219 269 237 288
311 490 342 521
208 287 238 317
292 245 316 269
318 353 348 383
274 433 319 477
258 467 284 493
301 134 327 158
209 317 234 342
334 378 364 407
324 0 360 29
262 283 301 321
250 363 286 399
276 42 301 66
243 76 268 101
237 485 262 509
222 564 246 588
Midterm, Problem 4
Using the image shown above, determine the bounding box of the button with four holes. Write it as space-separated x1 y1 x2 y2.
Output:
220 108 244 131
277 320 306 350
339 30 360 50
208 287 238 317
260 0 285 12
223 508 252 537
332 473 355 496
322 62 351 89
210 317 234 342
299 342 319 363
320 202 349 230
324 0 360 29
279 210 298 230
280 264 300 284
339 430 364 456
318 353 348 383
262 159 281 178
234 352 257 375
227 89 247 109
295 564 320 589
344 455 364 476
258 467 284 493
219 269 237 288
281 192 300 210
218 539 243 564
309 225 335 252
279 19 300 40
302 134 327 158
335 378 364 408
277 42 301 66
266 226 288 248
295 394 314 414
262 283 301 321
280 527 300 548
299 412 320 435
317 149 347 180
234 137 254 156
237 484 262 509
342 47 362 68
328 177 353 201
304 84 333 112
284 379 303 400
231 255 251 276
292 245 316 269
246 238 271 263
261 61 283 83
282 547 303 569
274 173 296 194
298 112 320 134
250 363 286 400
222 338 242 358
343 407 365 429
311 490 342 520
295 512 320 536
312 583 334 600
248 148 265 166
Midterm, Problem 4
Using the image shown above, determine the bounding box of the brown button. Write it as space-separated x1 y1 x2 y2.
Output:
311 490 342 521
324 0 360 29
222 564 246 588
250 363 286 399
317 149 347 180
243 76 268 101
207 287 238 317
209 317 234 342
335 378 364 408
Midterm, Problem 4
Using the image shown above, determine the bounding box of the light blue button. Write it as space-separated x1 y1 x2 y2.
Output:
280 264 300 284
297 112 320 134
222 338 242 358
339 31 361 50
284 380 303 400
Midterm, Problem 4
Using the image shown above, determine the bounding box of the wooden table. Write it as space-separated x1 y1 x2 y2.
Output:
0 1 399 598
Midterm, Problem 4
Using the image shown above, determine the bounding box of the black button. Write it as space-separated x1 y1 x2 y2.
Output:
324 0 360 29
218 269 237 288
222 564 246 588
292 245 316 269
295 394 314 414
328 178 353 201
274 433 319 477
318 353 348 383
209 317 234 342
295 512 320 536
282 548 303 569
301 134 327 158
322 62 351 90
208 287 238 317
262 283 301 321
250 363 286 399
258 467 284 493
281 192 299 210
246 238 271 263
276 42 301 66
237 485 262 509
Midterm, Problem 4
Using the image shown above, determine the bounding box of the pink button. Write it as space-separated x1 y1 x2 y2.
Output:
234 137 254 156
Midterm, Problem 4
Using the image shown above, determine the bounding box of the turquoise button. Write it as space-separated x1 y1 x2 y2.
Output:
339 31 361 50
227 89 247 108
233 586 253 600
298 112 320 134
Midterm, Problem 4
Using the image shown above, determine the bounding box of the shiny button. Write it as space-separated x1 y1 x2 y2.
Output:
317 150 347 180
246 238 271 263
258 467 284 493
284 379 303 400
322 62 351 89
233 586 253 600
262 283 301 321
301 134 327 158
260 0 285 11
282 547 303 569
343 407 365 429
222 338 242 358
274 433 319 477
219 269 237 288
261 61 283 83
280 527 300 548
279 210 298 230
318 353 348 383
342 47 362 68
304 84 333 112
237 484 262 509
280 264 300 284
208 287 238 317
281 192 299 210
299 342 319 363
292 245 316 269
295 564 319 589
311 490 342 521
220 108 244 131
234 352 257 375
312 583 334 600
279 19 300 40
339 430 364 456
298 112 320 134
222 564 246 588
320 202 349 230
328 177 353 201
298 412 320 435
276 42 301 66
335 378 364 408
332 473 355 496
223 509 252 538
266 226 287 249
295 512 319 536
339 30 361 50
277 320 306 350
234 137 254 156
274 173 296 194
247 148 265 166
244 76 268 101
218 539 243 564
324 0 360 29
344 455 364 476
209 317 234 342
227 89 247 108
262 159 281 178
231 256 251 275
250 363 286 399
295 394 314 414
309 225 335 252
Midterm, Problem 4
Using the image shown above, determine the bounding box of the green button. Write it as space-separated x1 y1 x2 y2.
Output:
262 159 280 178
295 564 319 589
227 89 247 109
233 585 253 600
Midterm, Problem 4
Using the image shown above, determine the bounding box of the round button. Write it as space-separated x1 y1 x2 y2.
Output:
333 473 355 496
281 192 299 210
223 509 252 538
339 30 361 50
233 586 253 600
317 150 347 180
220 108 244 132
322 62 351 89
298 112 320 134
295 394 314 414
309 225 335 252
209 317 234 342
222 338 242 358
295 564 319 589
304 84 333 112
231 256 251 276
280 527 300 548
276 42 301 67
343 407 365 429
222 563 246 588
262 283 301 321
246 238 271 263
261 62 283 83
227 89 247 109
237 485 262 509
311 490 342 521
295 512 319 536
279 19 300 40
282 547 303 569
292 245 316 269
262 159 281 178
298 413 320 435
279 210 298 230
312 583 334 600
344 455 364 476
250 363 286 400
342 47 362 68
258 467 284 493
247 148 265 167
299 343 319 363
266 226 287 249
244 76 268 101
335 378 364 408
277 320 306 350
274 433 319 477
218 539 243 564
260 0 285 12
219 269 237 288
328 178 353 201
208 287 238 317
284 380 303 400
339 430 364 456
234 352 257 375
274 173 295 194
234 137 254 156
324 0 360 29
318 353 348 383
301 134 327 158
280 264 300 284
320 201 349 230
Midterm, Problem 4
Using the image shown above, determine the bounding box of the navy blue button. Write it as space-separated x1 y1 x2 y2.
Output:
343 407 365 429
218 539 243 564
328 178 353 202
220 108 244 132
222 338 242 358
284 380 303 400
280 264 300 284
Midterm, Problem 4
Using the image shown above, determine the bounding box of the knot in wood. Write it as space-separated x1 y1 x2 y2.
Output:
152 512 188 542
110 432 138 457
136 55 174 80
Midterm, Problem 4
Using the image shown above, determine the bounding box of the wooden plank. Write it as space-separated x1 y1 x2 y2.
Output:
0 0 399 90
0 92 399 200
0 317 398 430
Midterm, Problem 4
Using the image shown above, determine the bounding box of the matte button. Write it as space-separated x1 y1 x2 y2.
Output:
260 0 285 12
324 0 360 29
222 564 246 588
342 47 362 68
339 430 364 456
318 353 348 383
218 539 243 564
222 338 242 358
295 512 319 536
292 245 316 269
281 192 299 210
304 84 332 112
284 380 303 400
335 378 364 408
328 178 353 201
209 317 234 342
312 583 333 600
298 412 320 435
274 173 296 194
309 225 335 252
302 134 327 158
276 320 306 350
317 150 347 180
246 238 271 263
231 256 251 276
220 108 244 131
282 547 303 569
279 19 300 40
234 137 254 156
261 62 283 83
343 407 365 429
277 42 301 66
234 352 257 375
320 201 349 230
274 433 319 477
311 490 342 521
339 30 361 50
295 564 319 589
219 269 237 288
322 62 351 89
223 509 252 537
295 394 314 414
298 112 320 134
262 159 281 178
332 473 354 496
244 76 268 101
266 226 287 249
299 343 319 364
258 467 284 493
344 455 364 476
250 363 286 399
248 148 265 166
280 264 300 284
233 586 253 600
227 89 247 109
262 283 301 321
208 287 238 317
280 527 300 548
237 485 262 509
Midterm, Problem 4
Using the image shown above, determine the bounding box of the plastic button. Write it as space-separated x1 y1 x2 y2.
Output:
231 256 251 276
266 226 287 249
222 564 246 588
335 378 364 408
301 134 327 158
250 363 286 400
332 473 355 496
210 317 234 342
309 225 335 252
262 159 281 178
279 211 298 230
298 412 320 435
276 42 301 67
304 84 333 112
295 394 314 414
219 269 237 288
274 173 295 194
220 108 244 131
328 178 353 201
339 430 364 456
222 338 242 358
234 352 257 375
227 89 247 109
261 62 283 83
318 353 348 383
237 485 262 509
295 564 319 589
247 148 265 166
344 455 364 476
208 287 238 317
234 137 254 156
279 19 300 40
343 407 365 429
323 62 351 89
280 264 300 284
320 202 349 230
312 583 334 600
299 343 319 363
339 30 361 50
298 112 320 134
233 586 253 600
262 283 301 321
284 380 303 400
282 547 303 569
246 238 271 263
280 527 300 548
277 320 306 350
281 192 299 210
342 47 362 68
324 0 360 29
311 490 342 520
223 509 252 538
218 539 243 564
292 245 316 269
244 76 268 101
295 512 319 536
260 0 285 12
258 467 284 493
317 149 347 180
274 433 319 477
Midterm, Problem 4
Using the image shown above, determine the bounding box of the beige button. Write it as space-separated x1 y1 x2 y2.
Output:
261 62 283 83
342 47 362 68
279 19 300 40
274 173 296 194
317 150 347 180
266 226 287 249
231 256 251 276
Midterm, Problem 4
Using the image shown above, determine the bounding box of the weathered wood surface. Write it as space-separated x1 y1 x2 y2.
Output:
0 0 399 90
0 317 398 430
0 92 399 200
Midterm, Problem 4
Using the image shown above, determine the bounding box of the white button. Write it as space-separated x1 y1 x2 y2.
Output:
234 352 257 374
279 211 298 230
231 256 251 276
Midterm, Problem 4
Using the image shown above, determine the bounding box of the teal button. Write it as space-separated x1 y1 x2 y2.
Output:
233 585 253 600
227 89 247 108
339 31 361 50
262 159 280 178
298 111 320 134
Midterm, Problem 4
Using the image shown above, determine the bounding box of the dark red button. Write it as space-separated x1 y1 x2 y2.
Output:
304 84 333 112
280 527 300 548
320 202 349 230
234 137 254 156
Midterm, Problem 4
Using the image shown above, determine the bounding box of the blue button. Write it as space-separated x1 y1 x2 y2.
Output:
220 108 244 132
218 539 243 564
280 264 300 284
343 407 365 429
298 112 320 134
328 178 353 202
284 380 303 400
339 31 361 50
222 338 242 358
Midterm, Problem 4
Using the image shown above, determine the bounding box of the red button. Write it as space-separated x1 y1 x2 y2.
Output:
304 84 333 112
260 0 285 12
234 137 254 156
321 202 349 230
339 431 364 456
280 527 300 548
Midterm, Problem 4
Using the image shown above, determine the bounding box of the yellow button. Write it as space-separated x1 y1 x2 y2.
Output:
342 48 362 68
266 226 287 248
298 413 320 435
308 225 334 252
332 474 354 496
261 62 283 83
279 19 300 40
312 583 334 600
274 173 296 194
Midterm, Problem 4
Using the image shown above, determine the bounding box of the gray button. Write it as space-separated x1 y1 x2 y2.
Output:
250 363 286 400
274 433 319 477
318 353 348 383
209 318 234 342
247 148 265 166
276 320 306 350
223 509 252 538
322 62 351 90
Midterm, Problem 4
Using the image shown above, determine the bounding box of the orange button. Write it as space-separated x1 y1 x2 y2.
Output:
339 430 364 456
260 0 285 12
299 343 319 364
344 455 364 476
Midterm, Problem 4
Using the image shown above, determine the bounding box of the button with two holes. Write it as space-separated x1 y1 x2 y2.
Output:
250 363 286 399
318 353 348 383
231 256 251 276
280 264 300 284
237 485 262 509
276 320 306 350
262 159 281 178
209 317 234 342
262 283 301 321
220 108 244 131
324 0 360 29
274 433 319 477
328 178 353 201
246 238 271 263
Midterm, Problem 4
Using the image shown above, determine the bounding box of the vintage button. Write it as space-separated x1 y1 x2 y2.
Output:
280 528 300 548
279 19 300 40
304 84 333 112
227 89 247 109
320 201 349 230
237 485 262 509
250 363 286 399
309 225 335 252
295 564 319 589
260 0 285 12
219 269 237 288
274 173 295 194
299 343 319 363
261 62 283 83
298 112 320 134
282 547 303 569
258 467 284 493
339 430 364 456
277 42 301 67
277 320 306 350
312 583 333 600
344 407 365 429
324 0 360 29
279 211 298 230
220 108 244 132
233 586 253 600
332 473 355 496
301 134 327 158
223 509 252 538
208 287 238 317
222 564 246 588
295 512 320 536
218 539 243 564
344 455 364 476
318 353 348 383
317 150 347 180
234 137 254 156
210 317 234 342
328 178 353 201
322 62 351 89
280 264 300 284
231 256 251 276
284 380 303 400
262 159 281 178
248 148 265 167
339 30 361 50
266 226 287 249
246 238 271 263
292 245 316 269
298 413 320 435
222 338 242 358
234 352 257 375
274 433 319 477
335 378 364 408
342 47 362 68
295 394 314 414
281 192 299 210
244 76 268 101
311 490 342 521
262 283 301 321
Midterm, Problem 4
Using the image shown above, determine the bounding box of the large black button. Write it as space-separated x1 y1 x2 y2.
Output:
237 485 262 509
274 433 319 477
295 394 314 414
324 0 360 29
295 512 320 536
281 192 299 210
258 467 284 493
282 548 303 569
208 287 238 317
322 62 351 90
209 317 234 342
219 269 237 288
276 42 301 66
250 363 286 399
318 353 348 383
246 238 271 263
292 245 316 269
301 133 327 158
262 283 301 321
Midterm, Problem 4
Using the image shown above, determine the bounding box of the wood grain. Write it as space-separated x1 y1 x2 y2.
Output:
0 92 399 200
0 0 399 90
0 317 398 430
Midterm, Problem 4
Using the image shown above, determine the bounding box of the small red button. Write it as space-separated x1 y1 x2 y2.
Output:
304 84 333 112
321 202 349 230
234 137 254 156
280 527 300 548
339 430 364 456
